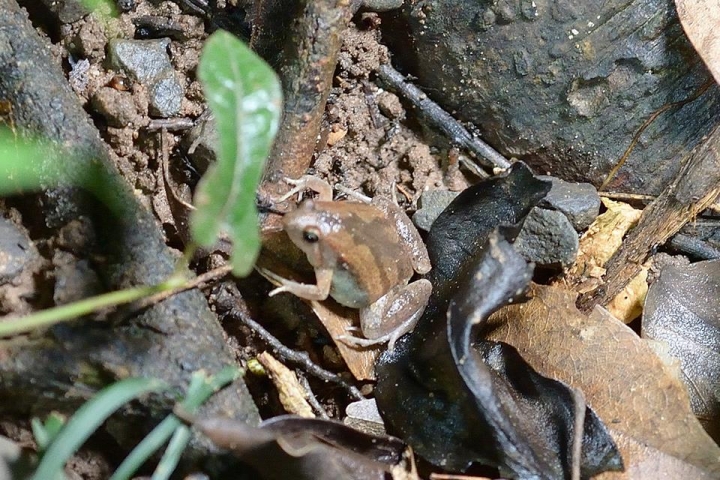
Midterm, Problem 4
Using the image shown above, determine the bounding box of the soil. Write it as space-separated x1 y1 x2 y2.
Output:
0 2 460 478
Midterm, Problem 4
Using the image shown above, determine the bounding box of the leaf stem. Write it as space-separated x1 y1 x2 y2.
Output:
0 278 180 338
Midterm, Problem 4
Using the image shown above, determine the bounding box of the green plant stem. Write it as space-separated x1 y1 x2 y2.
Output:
0 275 186 338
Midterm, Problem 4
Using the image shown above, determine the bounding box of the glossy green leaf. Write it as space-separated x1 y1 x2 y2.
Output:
191 31 282 276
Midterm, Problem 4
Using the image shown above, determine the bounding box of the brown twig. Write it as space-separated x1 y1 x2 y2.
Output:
579 123 720 311
600 79 714 190
215 282 365 401
132 265 233 311
297 372 330 419
255 0 362 231
376 64 511 171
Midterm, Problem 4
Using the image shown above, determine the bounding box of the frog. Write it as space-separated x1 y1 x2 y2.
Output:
260 175 432 350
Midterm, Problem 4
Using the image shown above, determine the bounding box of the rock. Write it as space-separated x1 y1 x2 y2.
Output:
0 216 35 285
514 207 579 269
344 399 385 436
109 38 173 83
108 38 183 117
412 190 460 231
539 176 601 231
395 1 720 195
182 111 218 174
149 73 184 117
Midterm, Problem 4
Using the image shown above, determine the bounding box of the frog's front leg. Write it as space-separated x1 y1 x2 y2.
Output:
338 279 432 351
279 175 334 203
265 267 334 301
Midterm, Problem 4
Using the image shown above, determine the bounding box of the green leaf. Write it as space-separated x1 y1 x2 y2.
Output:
31 413 66 452
32 378 168 480
0 131 55 195
191 30 282 277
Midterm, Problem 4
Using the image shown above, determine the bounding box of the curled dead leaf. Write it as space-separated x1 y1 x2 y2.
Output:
486 285 720 478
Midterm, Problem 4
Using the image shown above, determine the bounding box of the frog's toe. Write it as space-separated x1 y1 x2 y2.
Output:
268 285 290 297
336 334 386 349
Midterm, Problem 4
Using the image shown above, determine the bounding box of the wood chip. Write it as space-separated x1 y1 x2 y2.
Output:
257 351 314 418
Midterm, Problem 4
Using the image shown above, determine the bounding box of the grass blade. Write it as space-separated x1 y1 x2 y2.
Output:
32 378 167 480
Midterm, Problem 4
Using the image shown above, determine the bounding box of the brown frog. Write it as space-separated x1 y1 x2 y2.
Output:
261 175 432 350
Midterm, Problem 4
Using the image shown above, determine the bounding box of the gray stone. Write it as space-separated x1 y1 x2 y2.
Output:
108 38 184 118
149 73 184 117
0 217 35 285
109 38 173 83
182 111 218 174
539 176 601 231
344 399 385 436
412 189 460 231
515 207 579 269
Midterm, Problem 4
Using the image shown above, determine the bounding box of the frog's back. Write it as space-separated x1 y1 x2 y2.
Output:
320 201 415 307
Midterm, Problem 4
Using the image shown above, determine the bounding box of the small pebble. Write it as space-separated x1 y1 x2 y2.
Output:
514 207 579 269
539 176 600 231
0 217 35 285
344 399 385 436
412 190 460 231
108 39 184 117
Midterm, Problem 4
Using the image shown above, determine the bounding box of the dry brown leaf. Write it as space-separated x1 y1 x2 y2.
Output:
326 126 348 146
565 198 641 289
676 0 720 85
486 285 720 478
257 351 314 418
310 301 379 381
606 264 648 323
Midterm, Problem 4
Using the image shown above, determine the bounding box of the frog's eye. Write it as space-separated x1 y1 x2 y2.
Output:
302 228 320 243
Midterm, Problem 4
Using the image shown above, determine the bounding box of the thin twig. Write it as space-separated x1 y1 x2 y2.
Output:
600 78 714 190
133 265 233 311
297 372 330 419
147 118 195 131
376 64 511 170
217 283 365 401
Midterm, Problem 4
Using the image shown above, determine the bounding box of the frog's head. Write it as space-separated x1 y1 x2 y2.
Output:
282 200 339 267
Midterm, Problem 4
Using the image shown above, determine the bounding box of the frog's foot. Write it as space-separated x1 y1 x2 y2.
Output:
336 329 405 352
334 184 372 204
278 175 333 203
257 268 294 297
257 266 332 301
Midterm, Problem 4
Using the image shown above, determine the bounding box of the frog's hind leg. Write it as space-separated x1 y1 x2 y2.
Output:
338 279 432 351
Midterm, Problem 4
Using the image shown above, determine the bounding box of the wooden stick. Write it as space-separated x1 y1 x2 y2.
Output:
579 124 720 311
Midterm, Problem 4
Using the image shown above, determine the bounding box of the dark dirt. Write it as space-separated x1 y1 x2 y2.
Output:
3 1 716 478
0 2 456 478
